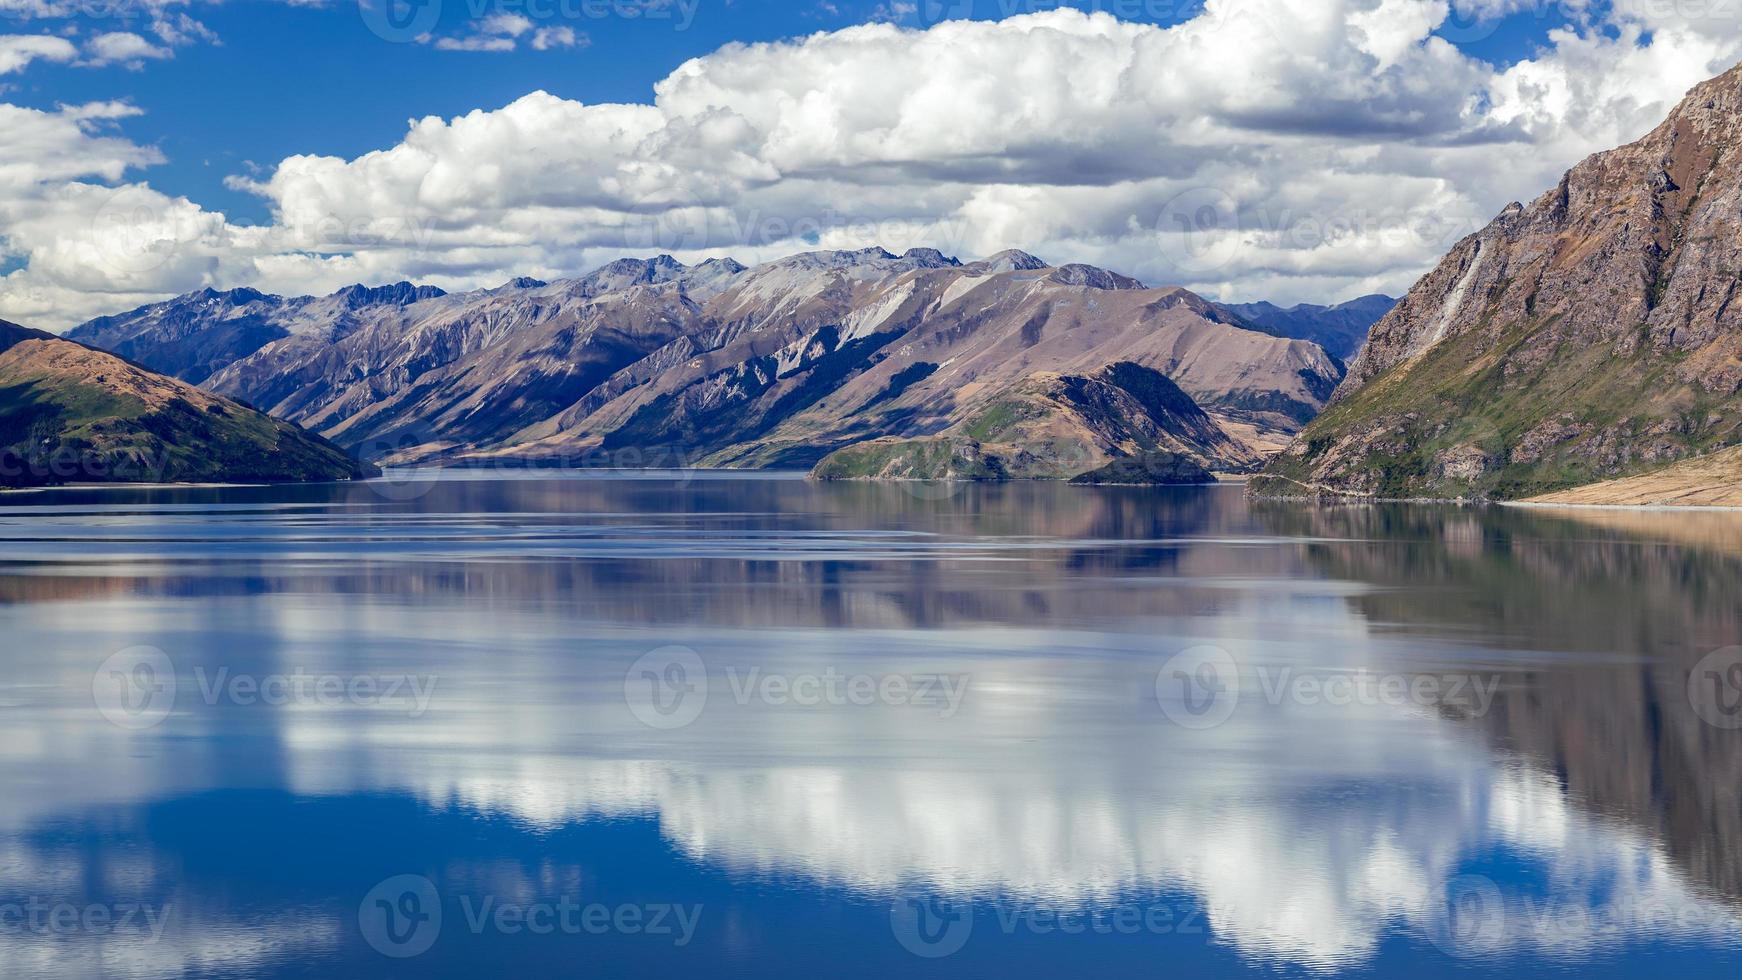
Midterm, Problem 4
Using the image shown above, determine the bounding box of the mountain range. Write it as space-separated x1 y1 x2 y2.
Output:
23 66 1742 499
1213 295 1397 362
1258 61 1742 501
0 320 371 488
68 248 1384 477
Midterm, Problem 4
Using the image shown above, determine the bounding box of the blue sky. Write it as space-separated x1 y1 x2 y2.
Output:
1 0 1738 327
5 1 1574 224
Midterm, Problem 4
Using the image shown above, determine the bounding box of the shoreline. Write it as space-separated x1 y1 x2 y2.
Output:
1502 500 1742 514
6 469 1738 513
1 481 266 494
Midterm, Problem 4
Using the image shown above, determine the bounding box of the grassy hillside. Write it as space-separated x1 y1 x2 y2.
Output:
0 321 375 488
1255 312 1742 500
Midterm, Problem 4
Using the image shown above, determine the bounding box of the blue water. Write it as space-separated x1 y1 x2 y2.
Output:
1 472 1738 978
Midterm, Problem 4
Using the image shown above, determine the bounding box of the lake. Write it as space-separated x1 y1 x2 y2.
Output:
1 471 1738 979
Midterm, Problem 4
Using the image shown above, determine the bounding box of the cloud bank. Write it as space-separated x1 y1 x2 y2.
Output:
1 0 1741 328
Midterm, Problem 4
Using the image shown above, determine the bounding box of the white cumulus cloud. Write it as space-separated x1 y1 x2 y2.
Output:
0 33 76 74
82 31 173 67
0 1 1739 330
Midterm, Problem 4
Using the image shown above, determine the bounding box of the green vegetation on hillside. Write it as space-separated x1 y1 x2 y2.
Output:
810 436 1009 481
1256 313 1742 500
0 326 376 488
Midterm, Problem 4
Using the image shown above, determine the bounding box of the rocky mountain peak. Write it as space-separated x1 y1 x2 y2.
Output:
976 249 1050 273
333 282 447 308
1049 263 1145 290
1260 61 1742 500
195 286 273 307
899 247 962 267
598 255 689 278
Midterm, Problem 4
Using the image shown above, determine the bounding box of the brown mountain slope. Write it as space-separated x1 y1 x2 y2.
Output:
70 249 1343 471
0 320 372 488
488 250 1336 469
811 361 1258 480
1258 62 1742 500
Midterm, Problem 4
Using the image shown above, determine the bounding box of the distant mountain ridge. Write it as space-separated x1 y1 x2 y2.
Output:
67 247 1349 476
0 319 371 488
1214 295 1396 361
1258 62 1742 500
71 282 448 385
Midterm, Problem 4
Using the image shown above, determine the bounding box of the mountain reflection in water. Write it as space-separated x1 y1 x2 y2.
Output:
0 473 1737 978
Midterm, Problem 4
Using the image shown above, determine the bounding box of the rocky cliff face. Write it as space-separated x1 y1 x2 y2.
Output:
0 320 372 487
1258 63 1742 499
69 248 1343 471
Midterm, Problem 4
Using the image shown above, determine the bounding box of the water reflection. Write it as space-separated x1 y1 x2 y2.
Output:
0 476 1738 977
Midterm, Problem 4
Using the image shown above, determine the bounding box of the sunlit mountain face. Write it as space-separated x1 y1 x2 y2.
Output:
0 476 1737 977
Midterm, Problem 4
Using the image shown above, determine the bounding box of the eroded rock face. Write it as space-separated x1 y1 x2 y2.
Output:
1260 63 1742 500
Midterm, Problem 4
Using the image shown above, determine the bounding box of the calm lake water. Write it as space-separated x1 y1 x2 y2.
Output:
1 471 1739 979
